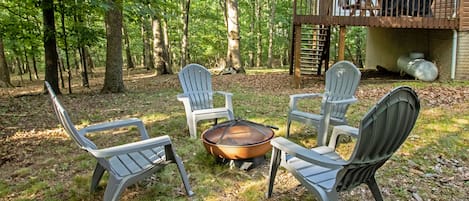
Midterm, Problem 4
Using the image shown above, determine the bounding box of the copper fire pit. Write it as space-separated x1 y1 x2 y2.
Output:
201 119 276 160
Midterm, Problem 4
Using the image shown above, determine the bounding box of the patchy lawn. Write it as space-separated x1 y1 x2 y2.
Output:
1 67 468 201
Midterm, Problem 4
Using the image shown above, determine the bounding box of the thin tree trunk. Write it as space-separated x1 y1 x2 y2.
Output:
123 23 135 69
142 17 153 70
248 1 255 67
23 48 32 81
267 0 276 68
255 0 262 67
226 0 244 73
60 0 72 93
180 0 190 68
42 0 60 93
102 0 125 93
0 36 13 87
31 52 39 80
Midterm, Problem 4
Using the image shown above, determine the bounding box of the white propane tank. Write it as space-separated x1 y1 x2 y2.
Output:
397 52 438 81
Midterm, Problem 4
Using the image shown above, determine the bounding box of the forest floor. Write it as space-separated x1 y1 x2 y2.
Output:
0 67 468 201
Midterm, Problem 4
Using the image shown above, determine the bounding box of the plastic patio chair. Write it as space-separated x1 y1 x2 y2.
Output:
268 86 420 201
286 60 361 146
45 81 194 201
177 64 235 138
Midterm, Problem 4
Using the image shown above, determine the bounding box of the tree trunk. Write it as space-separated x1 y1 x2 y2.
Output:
161 17 172 74
59 0 72 93
0 36 13 87
152 16 167 75
255 0 262 67
23 48 32 81
123 23 135 69
142 17 153 70
226 0 244 73
102 0 125 93
31 52 39 80
267 0 276 68
248 1 255 67
42 0 60 94
180 0 190 68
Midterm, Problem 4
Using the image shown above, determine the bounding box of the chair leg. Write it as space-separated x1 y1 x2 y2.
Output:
187 116 197 139
367 176 384 201
286 119 292 138
90 163 105 192
174 155 195 196
267 147 281 198
103 175 125 201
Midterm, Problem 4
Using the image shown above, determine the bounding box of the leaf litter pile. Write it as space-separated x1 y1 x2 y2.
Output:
0 68 468 200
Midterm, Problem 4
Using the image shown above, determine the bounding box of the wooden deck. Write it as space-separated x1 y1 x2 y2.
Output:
294 0 460 29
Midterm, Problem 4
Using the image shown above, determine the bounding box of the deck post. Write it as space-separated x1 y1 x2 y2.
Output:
338 26 346 60
293 24 302 88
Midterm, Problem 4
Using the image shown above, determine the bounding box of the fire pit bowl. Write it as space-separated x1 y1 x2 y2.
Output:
201 119 276 160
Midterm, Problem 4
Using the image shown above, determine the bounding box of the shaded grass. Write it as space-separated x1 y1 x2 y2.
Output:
0 67 468 200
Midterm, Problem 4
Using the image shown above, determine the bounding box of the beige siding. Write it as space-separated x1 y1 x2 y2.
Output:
456 32 469 79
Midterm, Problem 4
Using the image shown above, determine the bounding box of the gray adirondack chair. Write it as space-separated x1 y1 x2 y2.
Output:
286 60 361 146
177 64 235 138
268 86 420 201
45 82 194 201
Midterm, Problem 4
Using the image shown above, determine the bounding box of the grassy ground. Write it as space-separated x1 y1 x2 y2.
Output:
0 67 468 201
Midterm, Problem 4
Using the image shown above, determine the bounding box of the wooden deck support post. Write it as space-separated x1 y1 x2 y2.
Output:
293 24 302 88
338 26 346 60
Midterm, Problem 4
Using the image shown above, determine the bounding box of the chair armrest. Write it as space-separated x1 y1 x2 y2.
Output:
327 125 359 149
214 91 233 109
326 96 358 105
87 135 172 158
289 93 323 111
214 91 233 97
78 118 150 140
271 137 346 168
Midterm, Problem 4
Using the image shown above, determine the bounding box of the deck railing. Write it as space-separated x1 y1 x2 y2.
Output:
294 0 460 29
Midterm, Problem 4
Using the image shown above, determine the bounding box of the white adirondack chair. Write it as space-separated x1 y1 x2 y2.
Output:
45 81 194 201
286 60 361 146
268 86 420 201
177 64 235 138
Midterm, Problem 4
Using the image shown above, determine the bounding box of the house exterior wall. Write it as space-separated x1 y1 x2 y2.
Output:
365 28 454 80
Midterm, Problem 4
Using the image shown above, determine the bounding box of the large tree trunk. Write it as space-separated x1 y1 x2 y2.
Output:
267 0 276 68
0 36 13 87
180 0 190 68
226 0 244 73
123 23 135 69
42 0 60 93
255 0 262 67
152 16 166 75
102 0 125 93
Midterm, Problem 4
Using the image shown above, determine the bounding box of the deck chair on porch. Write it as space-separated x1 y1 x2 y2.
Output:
45 82 194 201
268 86 420 201
286 60 361 146
177 64 235 138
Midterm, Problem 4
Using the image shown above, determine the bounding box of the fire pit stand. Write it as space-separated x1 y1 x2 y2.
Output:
201 119 278 170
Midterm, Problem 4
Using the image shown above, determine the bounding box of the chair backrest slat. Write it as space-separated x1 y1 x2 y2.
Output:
178 64 214 110
336 86 420 192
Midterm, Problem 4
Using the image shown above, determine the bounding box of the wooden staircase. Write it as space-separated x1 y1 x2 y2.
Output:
298 25 330 75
